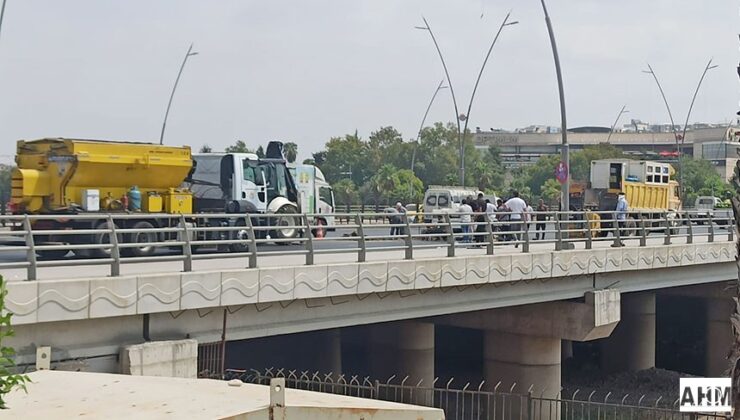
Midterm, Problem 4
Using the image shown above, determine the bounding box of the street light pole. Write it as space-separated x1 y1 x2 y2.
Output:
412 79 448 173
159 43 199 145
0 0 8 43
681 58 718 145
538 0 569 215
606 105 629 144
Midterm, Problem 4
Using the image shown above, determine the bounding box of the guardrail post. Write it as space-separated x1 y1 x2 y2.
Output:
685 213 693 245
179 214 193 272
522 219 530 253
107 215 121 277
612 212 622 247
639 214 647 247
707 213 715 243
355 214 366 263
584 211 593 250
245 216 258 268
23 215 37 281
484 213 495 255
554 212 563 251
303 215 315 265
729 216 735 242
663 213 672 245
443 213 455 258
404 214 413 260
527 390 533 420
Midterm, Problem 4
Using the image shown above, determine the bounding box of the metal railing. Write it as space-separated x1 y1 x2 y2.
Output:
0 210 732 281
220 368 730 420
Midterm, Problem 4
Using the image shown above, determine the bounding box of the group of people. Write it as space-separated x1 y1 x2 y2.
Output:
458 191 551 246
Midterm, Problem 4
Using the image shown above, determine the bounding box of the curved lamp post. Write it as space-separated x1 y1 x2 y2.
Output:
416 14 517 186
159 43 199 145
681 58 718 144
0 0 7 43
606 105 629 144
412 79 448 173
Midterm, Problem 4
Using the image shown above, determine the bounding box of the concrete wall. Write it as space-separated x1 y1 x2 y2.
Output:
120 339 198 378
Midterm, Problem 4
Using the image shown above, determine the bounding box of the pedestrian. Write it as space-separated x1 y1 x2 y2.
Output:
458 198 473 243
474 193 487 245
495 198 510 241
613 192 628 247
535 199 548 240
392 202 407 236
505 191 527 248
525 202 534 240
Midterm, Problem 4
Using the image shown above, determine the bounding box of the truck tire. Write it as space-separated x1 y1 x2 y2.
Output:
92 221 122 258
229 219 250 253
125 221 157 257
273 205 299 244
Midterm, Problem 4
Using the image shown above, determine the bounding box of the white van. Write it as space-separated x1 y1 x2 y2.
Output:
422 185 482 223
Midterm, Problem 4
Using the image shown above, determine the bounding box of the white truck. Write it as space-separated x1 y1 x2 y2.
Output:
694 196 732 225
289 165 336 235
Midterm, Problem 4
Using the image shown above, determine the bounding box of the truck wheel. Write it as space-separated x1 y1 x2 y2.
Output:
625 218 637 237
126 221 157 257
273 205 299 244
92 221 122 258
229 219 250 253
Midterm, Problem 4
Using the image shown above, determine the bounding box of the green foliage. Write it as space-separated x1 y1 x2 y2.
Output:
392 169 424 205
333 178 359 207
0 276 30 409
255 146 265 159
224 140 252 153
569 143 624 181
541 179 561 205
198 145 212 153
677 157 733 206
283 142 298 164
0 165 12 208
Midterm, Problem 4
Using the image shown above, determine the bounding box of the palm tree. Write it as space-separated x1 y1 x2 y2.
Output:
284 142 298 163
373 164 399 205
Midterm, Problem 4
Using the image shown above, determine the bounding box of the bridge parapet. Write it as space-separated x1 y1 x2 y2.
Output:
6 241 734 326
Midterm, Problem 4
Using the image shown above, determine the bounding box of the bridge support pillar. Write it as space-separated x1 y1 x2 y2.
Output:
316 329 342 377
369 321 434 387
601 293 655 373
706 297 734 376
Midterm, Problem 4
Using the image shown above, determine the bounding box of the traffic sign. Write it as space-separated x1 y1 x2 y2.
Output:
555 161 568 184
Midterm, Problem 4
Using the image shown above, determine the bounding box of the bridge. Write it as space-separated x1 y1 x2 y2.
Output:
2 210 736 409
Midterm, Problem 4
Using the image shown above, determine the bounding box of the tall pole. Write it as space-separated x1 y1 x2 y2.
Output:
681 58 718 145
412 79 448 173
539 0 569 215
417 18 463 184
643 64 681 197
159 43 198 145
606 105 629 144
461 12 518 174
0 0 7 43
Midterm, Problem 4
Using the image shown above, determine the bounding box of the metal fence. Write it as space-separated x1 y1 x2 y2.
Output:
222 368 730 420
0 210 732 280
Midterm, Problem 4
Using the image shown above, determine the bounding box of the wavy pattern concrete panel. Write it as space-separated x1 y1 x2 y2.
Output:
465 256 491 285
38 279 90 322
137 274 180 314
441 259 466 287
220 270 259 306
387 261 416 291
326 264 359 296
358 262 388 294
5 282 38 324
6 241 735 325
181 272 221 310
259 268 295 302
415 259 441 289
90 276 137 318
294 266 329 299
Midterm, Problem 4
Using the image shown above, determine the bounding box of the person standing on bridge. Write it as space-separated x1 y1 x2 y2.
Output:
391 202 407 236
458 198 473 243
505 191 527 248
614 192 628 246
535 199 549 240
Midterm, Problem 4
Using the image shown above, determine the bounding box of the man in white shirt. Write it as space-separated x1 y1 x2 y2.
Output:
458 198 473 243
505 191 527 247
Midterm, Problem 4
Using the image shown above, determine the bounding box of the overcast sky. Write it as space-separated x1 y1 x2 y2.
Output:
0 1 736 163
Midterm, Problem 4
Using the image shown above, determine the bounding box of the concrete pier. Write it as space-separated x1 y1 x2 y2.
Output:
706 298 734 376
601 293 655 373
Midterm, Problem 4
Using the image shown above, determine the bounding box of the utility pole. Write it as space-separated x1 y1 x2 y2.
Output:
159 43 198 145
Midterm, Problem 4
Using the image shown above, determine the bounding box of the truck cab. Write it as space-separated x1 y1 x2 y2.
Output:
289 165 335 230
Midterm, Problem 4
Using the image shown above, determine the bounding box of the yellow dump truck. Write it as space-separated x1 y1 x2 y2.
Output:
581 159 682 235
12 138 301 258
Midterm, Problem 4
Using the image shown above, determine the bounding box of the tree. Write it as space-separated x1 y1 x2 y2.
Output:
0 276 30 409
570 143 625 181
371 164 399 204
283 142 298 163
255 146 265 158
198 145 212 153
0 166 12 213
391 170 424 205
302 158 315 165
225 140 251 153
541 179 562 205
333 178 359 211
677 157 732 206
